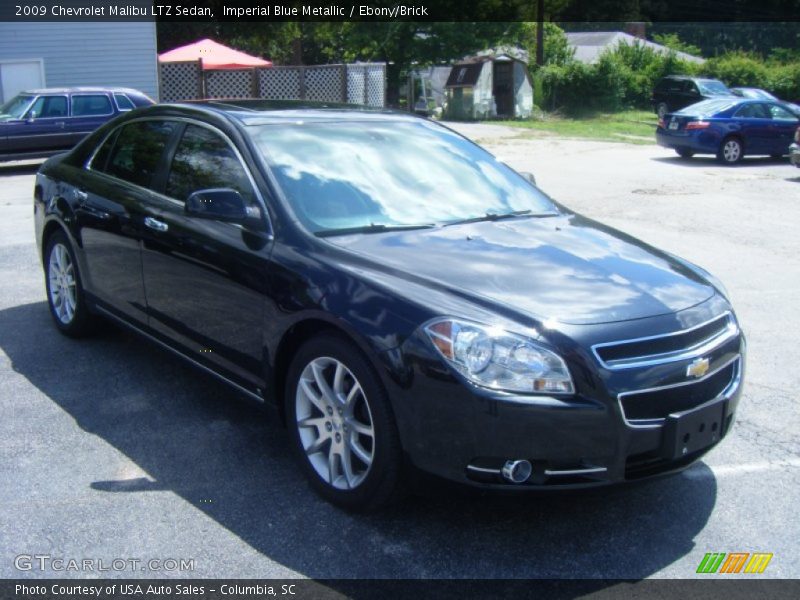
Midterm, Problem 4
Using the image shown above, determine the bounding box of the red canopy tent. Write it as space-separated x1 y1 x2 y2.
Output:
158 38 271 70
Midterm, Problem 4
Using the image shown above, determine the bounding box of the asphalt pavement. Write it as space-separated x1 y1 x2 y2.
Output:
1 129 798 580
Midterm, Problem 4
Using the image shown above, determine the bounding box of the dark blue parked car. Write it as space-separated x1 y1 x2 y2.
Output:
656 98 800 164
0 87 153 161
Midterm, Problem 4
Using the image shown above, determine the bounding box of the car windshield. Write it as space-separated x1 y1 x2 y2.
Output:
0 94 35 120
697 80 730 96
677 99 737 117
249 119 558 234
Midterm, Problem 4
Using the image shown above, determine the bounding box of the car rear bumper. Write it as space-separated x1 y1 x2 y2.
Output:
656 129 722 154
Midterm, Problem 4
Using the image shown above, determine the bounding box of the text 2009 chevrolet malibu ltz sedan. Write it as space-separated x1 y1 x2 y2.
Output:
34 102 745 511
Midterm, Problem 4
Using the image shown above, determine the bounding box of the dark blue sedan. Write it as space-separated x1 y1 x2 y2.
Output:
0 87 154 161
656 98 800 164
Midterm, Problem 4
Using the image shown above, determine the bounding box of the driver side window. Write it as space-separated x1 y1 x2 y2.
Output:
26 96 68 119
165 124 257 209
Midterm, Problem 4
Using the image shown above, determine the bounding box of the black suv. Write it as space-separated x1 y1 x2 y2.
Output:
651 76 734 118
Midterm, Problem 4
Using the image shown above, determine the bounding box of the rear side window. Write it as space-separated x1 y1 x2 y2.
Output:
103 121 176 189
165 124 257 206
735 103 770 119
89 129 120 172
114 94 135 111
26 96 68 118
72 95 113 117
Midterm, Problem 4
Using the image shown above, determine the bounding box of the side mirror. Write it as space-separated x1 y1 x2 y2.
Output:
25 110 37 123
185 188 248 222
520 171 537 186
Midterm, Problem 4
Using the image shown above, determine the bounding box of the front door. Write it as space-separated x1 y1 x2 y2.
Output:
140 122 274 390
765 103 800 155
9 94 70 153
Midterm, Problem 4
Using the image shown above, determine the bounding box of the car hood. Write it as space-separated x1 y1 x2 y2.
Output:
324 214 715 325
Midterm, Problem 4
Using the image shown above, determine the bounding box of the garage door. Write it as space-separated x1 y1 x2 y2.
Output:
0 60 45 103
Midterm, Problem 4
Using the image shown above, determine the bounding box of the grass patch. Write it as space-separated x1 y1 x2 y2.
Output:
493 110 658 144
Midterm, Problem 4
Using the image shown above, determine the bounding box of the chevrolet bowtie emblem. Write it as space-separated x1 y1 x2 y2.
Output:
687 357 710 379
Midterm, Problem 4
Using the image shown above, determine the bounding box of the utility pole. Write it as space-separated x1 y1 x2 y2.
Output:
536 0 544 66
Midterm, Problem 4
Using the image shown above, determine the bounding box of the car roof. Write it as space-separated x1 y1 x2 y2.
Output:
21 87 146 95
661 75 721 83
151 100 424 126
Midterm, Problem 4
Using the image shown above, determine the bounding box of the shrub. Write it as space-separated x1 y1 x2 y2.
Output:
766 62 800 101
701 52 768 88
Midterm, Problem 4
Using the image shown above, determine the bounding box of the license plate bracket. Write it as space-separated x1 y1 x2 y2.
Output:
661 400 726 460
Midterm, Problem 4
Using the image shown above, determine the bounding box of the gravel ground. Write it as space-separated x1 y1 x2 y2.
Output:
0 124 798 581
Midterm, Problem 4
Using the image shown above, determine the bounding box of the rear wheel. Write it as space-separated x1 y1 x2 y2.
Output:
44 231 97 337
285 334 403 511
676 148 694 159
717 137 743 165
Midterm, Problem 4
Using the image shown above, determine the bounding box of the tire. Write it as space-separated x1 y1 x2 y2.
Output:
285 334 403 511
676 148 694 159
717 137 743 165
656 102 669 119
44 230 96 337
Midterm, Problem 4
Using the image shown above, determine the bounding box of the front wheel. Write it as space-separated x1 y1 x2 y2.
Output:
717 137 743 165
44 231 97 337
285 334 403 511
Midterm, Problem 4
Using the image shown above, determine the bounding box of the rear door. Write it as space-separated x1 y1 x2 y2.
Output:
732 102 773 154
139 121 274 390
75 119 179 323
67 93 116 146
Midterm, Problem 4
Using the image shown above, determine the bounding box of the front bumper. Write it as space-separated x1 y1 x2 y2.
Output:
790 143 800 168
386 302 744 490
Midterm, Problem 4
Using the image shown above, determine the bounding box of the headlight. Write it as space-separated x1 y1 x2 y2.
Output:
424 318 574 394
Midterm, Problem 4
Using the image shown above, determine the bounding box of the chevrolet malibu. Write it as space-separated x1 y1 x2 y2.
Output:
34 102 745 510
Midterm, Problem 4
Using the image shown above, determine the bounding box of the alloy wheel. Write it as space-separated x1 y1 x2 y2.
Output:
722 139 742 163
48 243 77 324
295 356 375 490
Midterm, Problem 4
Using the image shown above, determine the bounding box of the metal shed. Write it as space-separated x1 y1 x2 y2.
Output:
444 53 533 120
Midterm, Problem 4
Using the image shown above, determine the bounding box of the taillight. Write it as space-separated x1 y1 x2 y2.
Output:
795 127 800 143
686 121 710 130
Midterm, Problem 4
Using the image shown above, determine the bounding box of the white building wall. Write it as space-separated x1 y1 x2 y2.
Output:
0 22 158 102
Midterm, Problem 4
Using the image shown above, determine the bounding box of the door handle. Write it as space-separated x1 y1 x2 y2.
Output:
55 121 65 128
144 217 169 232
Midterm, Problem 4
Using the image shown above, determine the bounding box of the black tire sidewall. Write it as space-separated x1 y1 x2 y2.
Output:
44 231 93 337
284 334 402 511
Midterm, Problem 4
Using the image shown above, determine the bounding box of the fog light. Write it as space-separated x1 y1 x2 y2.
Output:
501 459 532 484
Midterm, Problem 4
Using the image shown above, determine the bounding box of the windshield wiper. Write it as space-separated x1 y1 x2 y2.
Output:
444 209 557 227
315 223 436 237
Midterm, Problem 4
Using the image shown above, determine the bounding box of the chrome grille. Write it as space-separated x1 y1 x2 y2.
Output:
618 355 741 425
592 312 737 370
